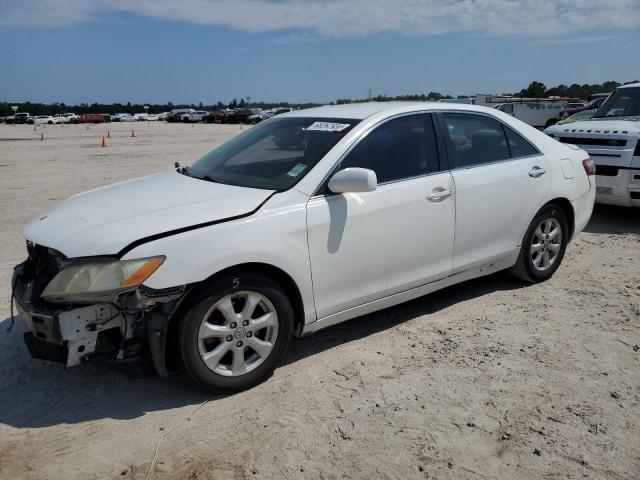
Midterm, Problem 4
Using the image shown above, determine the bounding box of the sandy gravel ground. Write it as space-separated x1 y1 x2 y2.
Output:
0 122 638 480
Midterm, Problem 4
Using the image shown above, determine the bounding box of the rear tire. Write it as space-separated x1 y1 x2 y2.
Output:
178 273 293 393
509 204 568 283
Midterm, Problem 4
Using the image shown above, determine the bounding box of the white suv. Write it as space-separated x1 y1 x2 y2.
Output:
546 83 640 207
12 102 595 392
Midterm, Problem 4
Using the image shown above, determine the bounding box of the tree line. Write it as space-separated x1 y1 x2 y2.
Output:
2 80 636 117
519 80 637 99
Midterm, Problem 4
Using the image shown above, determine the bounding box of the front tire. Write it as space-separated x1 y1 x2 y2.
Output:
178 273 293 393
509 204 568 283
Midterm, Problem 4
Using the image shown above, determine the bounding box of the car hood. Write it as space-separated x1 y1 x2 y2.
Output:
546 118 640 136
22 170 275 258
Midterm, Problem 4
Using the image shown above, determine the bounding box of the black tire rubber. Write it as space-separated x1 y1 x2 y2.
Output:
508 203 569 283
178 273 293 393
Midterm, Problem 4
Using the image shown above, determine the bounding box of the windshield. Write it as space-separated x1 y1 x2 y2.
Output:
593 88 640 118
186 117 359 190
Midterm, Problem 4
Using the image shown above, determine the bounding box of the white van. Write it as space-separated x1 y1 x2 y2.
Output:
495 102 567 129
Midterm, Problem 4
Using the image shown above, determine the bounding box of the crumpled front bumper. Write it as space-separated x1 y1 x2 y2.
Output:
12 261 124 367
12 253 188 375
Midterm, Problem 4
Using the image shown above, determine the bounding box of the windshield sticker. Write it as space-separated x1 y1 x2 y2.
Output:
287 163 308 177
306 122 351 132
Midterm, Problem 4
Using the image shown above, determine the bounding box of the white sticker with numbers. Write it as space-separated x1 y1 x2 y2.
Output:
306 122 351 132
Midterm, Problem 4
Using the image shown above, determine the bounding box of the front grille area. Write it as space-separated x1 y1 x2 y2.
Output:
559 137 627 147
596 186 613 195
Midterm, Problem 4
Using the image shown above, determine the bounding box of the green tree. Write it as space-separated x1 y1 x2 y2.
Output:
520 81 547 98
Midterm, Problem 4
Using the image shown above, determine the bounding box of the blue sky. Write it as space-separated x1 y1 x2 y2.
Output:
1 0 638 105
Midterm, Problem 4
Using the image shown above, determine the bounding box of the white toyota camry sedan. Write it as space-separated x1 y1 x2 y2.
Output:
13 102 595 392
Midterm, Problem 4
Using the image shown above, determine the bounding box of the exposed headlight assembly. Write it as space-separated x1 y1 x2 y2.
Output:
42 256 165 303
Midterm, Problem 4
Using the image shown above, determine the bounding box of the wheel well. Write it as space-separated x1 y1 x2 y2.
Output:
546 197 575 239
165 263 305 366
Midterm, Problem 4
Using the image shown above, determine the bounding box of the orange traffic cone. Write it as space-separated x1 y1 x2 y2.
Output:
101 136 107 147
40 132 44 141
107 130 111 138
131 129 136 138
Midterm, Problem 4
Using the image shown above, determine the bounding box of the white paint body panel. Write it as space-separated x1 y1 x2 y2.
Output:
451 154 551 271
307 172 455 319
22 171 274 257
21 102 595 334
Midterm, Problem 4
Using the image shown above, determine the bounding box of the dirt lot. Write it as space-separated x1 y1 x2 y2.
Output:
0 122 638 480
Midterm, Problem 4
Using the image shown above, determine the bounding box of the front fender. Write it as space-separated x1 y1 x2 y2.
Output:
122 190 316 326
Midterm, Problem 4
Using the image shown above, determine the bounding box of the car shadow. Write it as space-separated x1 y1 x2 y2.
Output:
0 272 522 429
583 204 640 235
1 203 633 429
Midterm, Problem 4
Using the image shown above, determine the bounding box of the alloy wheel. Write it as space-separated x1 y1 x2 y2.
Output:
197 291 278 377
530 218 562 272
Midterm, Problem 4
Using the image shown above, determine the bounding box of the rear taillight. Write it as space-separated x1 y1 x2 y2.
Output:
582 158 596 176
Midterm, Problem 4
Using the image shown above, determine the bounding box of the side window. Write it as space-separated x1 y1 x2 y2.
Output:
502 104 514 115
504 126 539 158
440 113 510 168
339 114 439 183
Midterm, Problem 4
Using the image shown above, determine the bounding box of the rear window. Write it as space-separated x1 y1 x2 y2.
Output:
440 112 538 167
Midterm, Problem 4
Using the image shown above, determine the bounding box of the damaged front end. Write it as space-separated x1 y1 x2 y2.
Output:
12 242 186 375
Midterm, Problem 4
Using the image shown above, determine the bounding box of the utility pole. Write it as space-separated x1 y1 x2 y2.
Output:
368 89 372 101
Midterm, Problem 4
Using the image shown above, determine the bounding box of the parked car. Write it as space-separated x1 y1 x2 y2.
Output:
556 109 596 125
30 115 57 125
111 113 135 122
157 112 170 121
62 113 78 122
70 114 111 124
559 97 608 120
13 113 32 124
3 115 15 124
202 110 230 123
12 102 595 393
545 82 640 207
248 108 294 124
166 109 197 123
228 108 262 124
494 101 567 128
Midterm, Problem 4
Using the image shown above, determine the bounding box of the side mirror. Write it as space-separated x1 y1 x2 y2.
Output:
328 168 377 194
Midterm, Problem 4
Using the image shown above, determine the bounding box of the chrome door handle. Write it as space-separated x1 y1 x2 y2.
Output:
427 187 452 202
529 166 546 178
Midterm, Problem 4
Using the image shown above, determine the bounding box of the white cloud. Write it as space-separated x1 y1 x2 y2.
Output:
1 0 638 37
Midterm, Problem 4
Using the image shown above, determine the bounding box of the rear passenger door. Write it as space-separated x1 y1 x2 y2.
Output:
437 112 551 272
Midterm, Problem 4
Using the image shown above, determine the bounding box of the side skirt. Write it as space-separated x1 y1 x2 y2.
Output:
301 249 519 336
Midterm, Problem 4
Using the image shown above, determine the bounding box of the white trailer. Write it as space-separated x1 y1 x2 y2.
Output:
494 101 567 128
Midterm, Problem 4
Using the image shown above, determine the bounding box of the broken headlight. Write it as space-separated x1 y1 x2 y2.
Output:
41 256 165 303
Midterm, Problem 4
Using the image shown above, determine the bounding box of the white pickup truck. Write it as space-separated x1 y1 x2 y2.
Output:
494 101 567 129
545 83 640 207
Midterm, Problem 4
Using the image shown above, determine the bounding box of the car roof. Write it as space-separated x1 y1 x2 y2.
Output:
284 101 501 120
618 82 640 89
